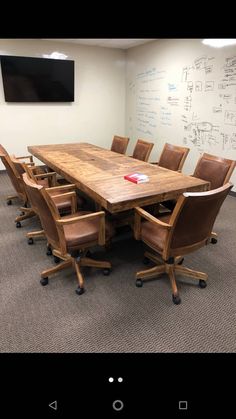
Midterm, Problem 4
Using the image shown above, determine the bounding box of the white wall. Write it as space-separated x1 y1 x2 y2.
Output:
126 39 236 190
0 39 126 168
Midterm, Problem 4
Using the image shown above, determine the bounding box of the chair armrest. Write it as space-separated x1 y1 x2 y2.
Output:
16 155 34 162
34 172 57 186
24 162 35 166
46 183 76 193
135 207 172 228
50 191 77 214
56 210 104 225
29 165 47 174
56 211 106 246
134 206 172 240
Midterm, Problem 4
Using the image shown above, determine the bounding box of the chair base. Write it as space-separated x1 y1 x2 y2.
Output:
15 206 36 225
136 252 208 304
210 231 218 244
40 250 111 294
26 229 45 244
6 195 18 205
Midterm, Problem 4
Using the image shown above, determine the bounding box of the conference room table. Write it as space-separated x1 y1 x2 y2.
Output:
28 142 210 213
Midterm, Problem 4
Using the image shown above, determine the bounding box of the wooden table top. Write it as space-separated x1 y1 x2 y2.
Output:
28 142 210 213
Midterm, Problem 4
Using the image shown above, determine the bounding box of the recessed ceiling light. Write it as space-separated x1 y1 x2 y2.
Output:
202 39 236 48
42 51 68 59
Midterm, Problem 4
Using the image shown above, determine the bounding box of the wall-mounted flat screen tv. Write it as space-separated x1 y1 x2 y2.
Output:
0 55 74 102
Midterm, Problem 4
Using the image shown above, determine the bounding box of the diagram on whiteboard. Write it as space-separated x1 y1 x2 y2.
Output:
127 47 236 154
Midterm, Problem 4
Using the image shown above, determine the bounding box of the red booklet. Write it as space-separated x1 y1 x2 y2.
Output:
124 173 149 184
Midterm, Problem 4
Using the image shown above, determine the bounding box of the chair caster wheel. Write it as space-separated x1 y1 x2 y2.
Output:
40 277 48 286
177 258 184 265
211 238 217 244
75 287 85 295
28 238 34 245
16 222 21 228
46 248 52 256
103 268 111 275
54 256 60 264
199 280 207 288
136 279 143 287
143 257 149 265
7 199 12 205
172 294 181 305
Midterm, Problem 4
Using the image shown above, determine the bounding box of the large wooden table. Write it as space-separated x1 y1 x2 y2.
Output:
28 143 210 213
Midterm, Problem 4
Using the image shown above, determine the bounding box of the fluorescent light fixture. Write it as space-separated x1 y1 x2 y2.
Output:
42 51 68 59
202 39 236 48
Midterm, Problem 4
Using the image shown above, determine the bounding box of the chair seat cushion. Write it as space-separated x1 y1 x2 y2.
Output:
141 214 171 253
63 211 115 251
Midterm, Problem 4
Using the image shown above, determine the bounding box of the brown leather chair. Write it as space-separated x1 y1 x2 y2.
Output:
156 143 190 172
107 138 154 230
148 143 190 215
22 172 114 295
10 157 78 244
193 153 235 243
22 161 84 212
162 152 235 242
0 144 34 206
134 182 232 304
111 135 130 154
193 153 235 189
0 151 37 227
131 139 154 162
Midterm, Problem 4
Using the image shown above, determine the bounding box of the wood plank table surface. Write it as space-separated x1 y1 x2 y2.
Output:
28 142 210 213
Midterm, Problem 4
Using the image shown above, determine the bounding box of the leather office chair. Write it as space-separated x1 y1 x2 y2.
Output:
149 143 190 215
155 143 190 171
131 139 154 162
111 135 130 154
193 152 235 189
134 182 232 304
162 152 236 242
110 139 154 229
10 158 75 244
0 151 37 227
193 153 235 243
22 162 84 212
0 144 34 206
22 172 114 295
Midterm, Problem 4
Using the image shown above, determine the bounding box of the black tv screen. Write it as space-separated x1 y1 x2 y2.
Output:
0 55 74 102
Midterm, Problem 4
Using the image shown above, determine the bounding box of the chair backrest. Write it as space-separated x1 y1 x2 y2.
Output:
0 144 8 156
132 139 154 162
10 157 26 177
21 162 52 188
158 143 189 172
111 135 130 154
193 153 235 190
166 183 232 257
22 173 60 250
0 153 26 201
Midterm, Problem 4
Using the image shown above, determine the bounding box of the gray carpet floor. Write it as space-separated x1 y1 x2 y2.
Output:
0 172 236 353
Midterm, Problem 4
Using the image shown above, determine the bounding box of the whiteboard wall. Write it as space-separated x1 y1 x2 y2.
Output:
126 39 236 191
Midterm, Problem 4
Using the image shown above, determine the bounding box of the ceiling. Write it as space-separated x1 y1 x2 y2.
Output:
42 39 156 49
